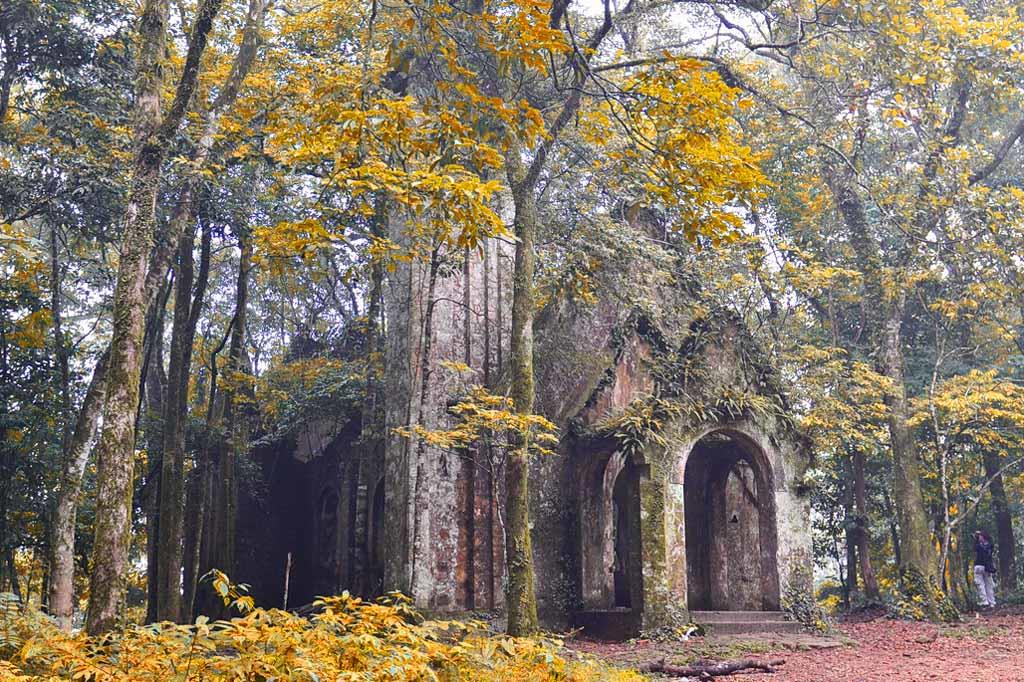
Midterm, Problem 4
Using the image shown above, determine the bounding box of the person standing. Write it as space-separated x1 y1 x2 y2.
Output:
973 530 997 609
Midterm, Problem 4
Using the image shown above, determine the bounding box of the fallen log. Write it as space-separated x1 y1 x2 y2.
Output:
637 657 785 678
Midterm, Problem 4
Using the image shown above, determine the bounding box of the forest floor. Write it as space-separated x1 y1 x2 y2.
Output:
568 605 1024 681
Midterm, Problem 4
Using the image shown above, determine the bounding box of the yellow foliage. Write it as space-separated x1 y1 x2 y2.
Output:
5 591 640 681
579 60 767 243
397 385 560 457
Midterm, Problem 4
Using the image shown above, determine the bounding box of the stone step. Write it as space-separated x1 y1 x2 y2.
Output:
691 610 791 624
573 609 641 640
698 620 806 635
691 611 805 635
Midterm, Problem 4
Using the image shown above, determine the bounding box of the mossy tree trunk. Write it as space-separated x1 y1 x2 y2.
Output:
881 294 937 589
494 5 618 632
157 214 211 622
47 351 108 629
85 0 223 635
825 164 944 616
852 447 880 600
48 217 194 631
503 149 539 636
48 180 190 630
85 103 167 637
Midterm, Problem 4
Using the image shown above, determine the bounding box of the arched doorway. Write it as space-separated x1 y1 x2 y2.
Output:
314 487 341 597
611 457 642 609
576 448 645 637
684 430 780 611
368 479 386 597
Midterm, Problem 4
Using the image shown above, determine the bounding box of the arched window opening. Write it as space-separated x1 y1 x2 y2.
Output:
684 431 780 611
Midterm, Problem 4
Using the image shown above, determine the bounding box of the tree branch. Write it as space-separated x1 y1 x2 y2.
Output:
155 0 225 144
969 115 1024 185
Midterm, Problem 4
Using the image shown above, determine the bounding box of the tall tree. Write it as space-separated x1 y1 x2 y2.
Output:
377 0 765 633
724 0 1024 613
155 0 268 623
85 0 224 634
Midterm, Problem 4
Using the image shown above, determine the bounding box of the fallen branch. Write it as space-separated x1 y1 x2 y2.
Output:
637 658 785 678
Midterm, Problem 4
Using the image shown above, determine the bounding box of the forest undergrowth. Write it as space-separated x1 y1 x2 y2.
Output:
0 581 639 681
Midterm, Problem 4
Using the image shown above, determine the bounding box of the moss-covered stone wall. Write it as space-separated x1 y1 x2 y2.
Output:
529 304 813 630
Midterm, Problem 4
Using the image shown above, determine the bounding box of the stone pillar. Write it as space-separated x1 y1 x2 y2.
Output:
639 475 675 629
664 477 687 614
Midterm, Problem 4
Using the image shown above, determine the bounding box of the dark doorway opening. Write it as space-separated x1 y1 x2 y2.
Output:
368 478 385 597
314 487 341 597
684 431 780 611
576 449 645 639
612 463 641 609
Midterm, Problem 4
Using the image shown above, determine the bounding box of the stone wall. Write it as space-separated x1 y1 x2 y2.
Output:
239 214 814 634
530 305 813 631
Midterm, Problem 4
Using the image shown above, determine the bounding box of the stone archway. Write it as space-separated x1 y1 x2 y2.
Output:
684 430 781 611
576 447 646 638
368 478 386 597
314 487 341 596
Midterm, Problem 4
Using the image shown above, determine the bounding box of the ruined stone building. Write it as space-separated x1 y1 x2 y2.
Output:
235 210 814 637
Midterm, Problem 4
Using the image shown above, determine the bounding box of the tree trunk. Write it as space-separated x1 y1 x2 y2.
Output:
824 165 938 603
852 448 880 599
409 244 441 595
354 200 387 595
0 49 15 126
85 0 222 634
879 299 951 619
844 490 858 607
46 348 108 630
48 229 189 630
881 486 902 567
504 154 539 636
143 316 167 624
152 0 263 620
154 232 190 622
156 212 209 622
982 450 1017 589
191 310 234 616
495 237 503 376
209 231 251 589
879 300 936 585
85 154 162 633
145 462 160 623
4 548 21 602
182 451 207 620
483 238 491 387
50 225 72 449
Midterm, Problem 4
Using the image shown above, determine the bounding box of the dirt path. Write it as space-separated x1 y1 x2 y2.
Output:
749 613 1024 681
569 608 1024 681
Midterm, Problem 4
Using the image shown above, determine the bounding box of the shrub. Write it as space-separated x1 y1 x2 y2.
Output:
782 566 833 633
885 567 959 622
5 590 642 681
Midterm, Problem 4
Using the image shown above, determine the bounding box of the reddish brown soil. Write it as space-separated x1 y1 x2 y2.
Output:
569 607 1024 681
750 612 1024 682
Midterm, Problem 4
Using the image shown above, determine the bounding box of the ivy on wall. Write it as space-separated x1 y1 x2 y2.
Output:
583 308 802 459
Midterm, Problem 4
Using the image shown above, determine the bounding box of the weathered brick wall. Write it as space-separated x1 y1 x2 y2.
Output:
245 211 813 633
